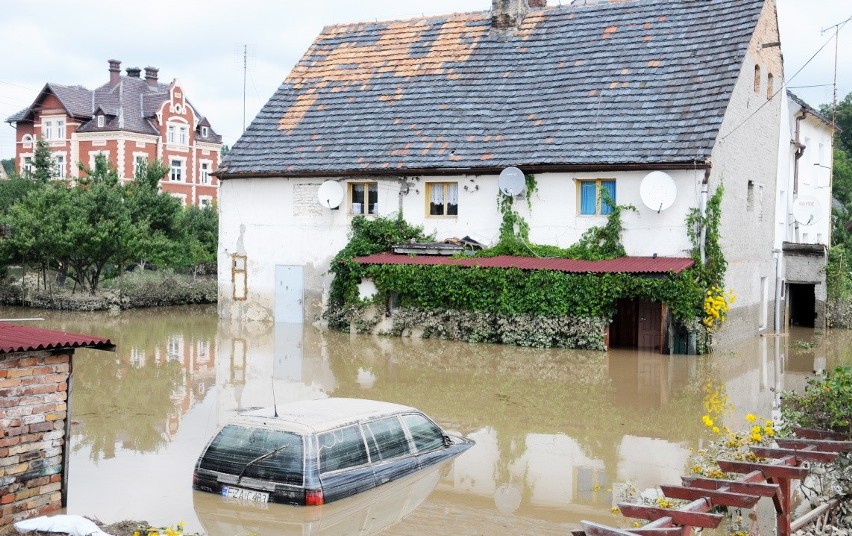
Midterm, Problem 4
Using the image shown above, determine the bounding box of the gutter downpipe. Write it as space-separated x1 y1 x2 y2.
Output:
792 110 808 242
774 248 782 333
700 164 711 265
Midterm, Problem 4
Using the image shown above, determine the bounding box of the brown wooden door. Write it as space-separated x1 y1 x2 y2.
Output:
637 301 662 351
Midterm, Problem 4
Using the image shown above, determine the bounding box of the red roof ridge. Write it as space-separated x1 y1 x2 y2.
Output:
354 253 694 274
0 323 115 354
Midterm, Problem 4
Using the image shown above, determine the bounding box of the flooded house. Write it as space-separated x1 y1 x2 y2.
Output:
216 0 832 351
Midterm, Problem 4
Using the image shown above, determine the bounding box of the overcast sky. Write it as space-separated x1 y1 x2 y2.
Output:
1 0 849 160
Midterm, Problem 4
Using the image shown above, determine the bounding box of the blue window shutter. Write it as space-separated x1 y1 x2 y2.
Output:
601 180 616 215
580 182 597 214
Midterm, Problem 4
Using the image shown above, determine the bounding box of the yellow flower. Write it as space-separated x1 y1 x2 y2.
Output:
702 415 714 428
712 426 720 434
764 426 775 437
751 432 763 442
611 506 621 514
745 414 757 423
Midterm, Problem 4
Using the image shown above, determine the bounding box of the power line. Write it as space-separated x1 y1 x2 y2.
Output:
720 16 850 141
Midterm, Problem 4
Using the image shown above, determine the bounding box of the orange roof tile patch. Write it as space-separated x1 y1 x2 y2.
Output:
574 59 584 66
479 153 494 160
603 26 618 39
644 35 653 42
588 89 599 97
644 22 653 30
648 60 662 68
278 92 318 131
449 153 462 161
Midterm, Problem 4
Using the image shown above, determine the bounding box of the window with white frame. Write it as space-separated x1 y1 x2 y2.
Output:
170 159 183 181
97 115 105 128
199 161 211 184
133 155 147 178
199 196 213 208
22 157 33 175
88 151 109 170
349 182 378 215
54 154 65 179
577 179 616 215
167 123 188 145
201 126 209 137
426 182 459 216
21 134 33 148
42 118 65 141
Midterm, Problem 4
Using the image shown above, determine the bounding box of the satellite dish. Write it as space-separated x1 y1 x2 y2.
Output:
498 167 526 197
317 180 344 209
793 196 821 225
639 171 677 213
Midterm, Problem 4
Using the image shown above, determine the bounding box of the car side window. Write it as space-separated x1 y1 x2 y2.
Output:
318 424 369 474
365 416 411 461
402 413 445 453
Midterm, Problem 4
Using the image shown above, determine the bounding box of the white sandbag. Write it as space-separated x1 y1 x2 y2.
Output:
13 514 114 536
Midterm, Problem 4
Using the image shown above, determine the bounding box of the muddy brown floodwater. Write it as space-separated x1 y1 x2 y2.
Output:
5 305 851 535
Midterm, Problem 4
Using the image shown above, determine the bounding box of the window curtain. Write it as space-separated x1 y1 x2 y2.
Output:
601 181 616 215
580 182 597 214
430 184 444 215
447 183 458 215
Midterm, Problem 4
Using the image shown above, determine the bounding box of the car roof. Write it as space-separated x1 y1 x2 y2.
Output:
229 398 419 434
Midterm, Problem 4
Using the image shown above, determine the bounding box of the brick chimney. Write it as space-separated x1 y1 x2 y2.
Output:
126 67 141 78
108 59 121 87
492 0 546 30
144 67 159 88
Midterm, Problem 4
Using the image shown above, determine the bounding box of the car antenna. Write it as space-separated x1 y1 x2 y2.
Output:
271 379 279 418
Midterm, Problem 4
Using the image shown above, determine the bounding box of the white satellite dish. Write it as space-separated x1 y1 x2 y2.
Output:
639 171 677 213
498 167 526 197
317 180 344 209
793 196 822 225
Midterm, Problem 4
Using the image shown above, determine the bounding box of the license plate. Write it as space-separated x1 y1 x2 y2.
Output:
221 485 269 503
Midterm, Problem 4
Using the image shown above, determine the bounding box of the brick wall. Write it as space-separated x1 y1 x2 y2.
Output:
0 350 71 528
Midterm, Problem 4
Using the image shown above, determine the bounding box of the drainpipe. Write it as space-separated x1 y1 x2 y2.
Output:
699 165 711 265
792 110 808 242
773 248 782 333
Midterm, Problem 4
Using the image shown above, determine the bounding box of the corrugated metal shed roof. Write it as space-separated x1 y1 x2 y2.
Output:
0 323 115 354
354 253 693 274
221 0 764 177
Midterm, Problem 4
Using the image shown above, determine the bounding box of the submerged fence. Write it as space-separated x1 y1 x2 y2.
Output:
572 428 852 536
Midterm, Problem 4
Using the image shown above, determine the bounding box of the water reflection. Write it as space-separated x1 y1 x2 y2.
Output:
4 304 851 534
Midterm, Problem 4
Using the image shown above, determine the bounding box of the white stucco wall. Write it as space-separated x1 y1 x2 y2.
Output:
218 168 699 323
707 0 784 344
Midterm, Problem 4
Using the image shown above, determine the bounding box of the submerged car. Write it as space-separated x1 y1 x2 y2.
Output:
193 397 473 505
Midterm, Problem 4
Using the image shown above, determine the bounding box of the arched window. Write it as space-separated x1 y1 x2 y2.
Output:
754 65 761 93
767 73 774 100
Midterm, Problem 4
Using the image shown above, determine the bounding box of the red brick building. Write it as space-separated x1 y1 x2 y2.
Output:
5 60 223 207
0 324 114 528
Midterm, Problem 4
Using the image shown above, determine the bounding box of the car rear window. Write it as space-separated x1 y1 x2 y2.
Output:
318 424 369 473
365 416 411 461
402 413 445 453
198 424 304 485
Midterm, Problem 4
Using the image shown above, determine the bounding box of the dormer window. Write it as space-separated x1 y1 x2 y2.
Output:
201 126 209 138
97 115 105 128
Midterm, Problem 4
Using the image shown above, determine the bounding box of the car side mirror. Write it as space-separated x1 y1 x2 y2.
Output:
443 435 452 448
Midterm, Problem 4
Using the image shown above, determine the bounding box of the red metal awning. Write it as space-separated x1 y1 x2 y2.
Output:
354 253 694 274
0 323 115 354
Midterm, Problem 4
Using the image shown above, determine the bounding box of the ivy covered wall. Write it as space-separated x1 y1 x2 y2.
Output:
324 179 728 351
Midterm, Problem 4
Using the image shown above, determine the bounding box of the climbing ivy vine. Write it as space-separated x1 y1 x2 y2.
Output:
324 179 726 349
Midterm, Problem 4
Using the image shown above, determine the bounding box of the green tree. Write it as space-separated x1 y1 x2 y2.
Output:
175 205 218 275
30 138 56 183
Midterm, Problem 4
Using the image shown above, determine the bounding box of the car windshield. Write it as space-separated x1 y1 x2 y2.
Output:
199 425 304 485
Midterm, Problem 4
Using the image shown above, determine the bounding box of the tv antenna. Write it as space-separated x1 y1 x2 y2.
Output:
821 15 852 126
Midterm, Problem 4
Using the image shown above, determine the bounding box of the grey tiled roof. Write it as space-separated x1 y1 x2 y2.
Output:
787 90 834 128
221 0 765 177
78 77 169 135
7 73 221 141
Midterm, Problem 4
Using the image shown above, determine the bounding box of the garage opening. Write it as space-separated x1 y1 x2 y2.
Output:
788 283 816 327
610 300 664 352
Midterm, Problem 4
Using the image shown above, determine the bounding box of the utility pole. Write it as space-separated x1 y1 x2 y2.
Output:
243 44 248 134
821 16 851 126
